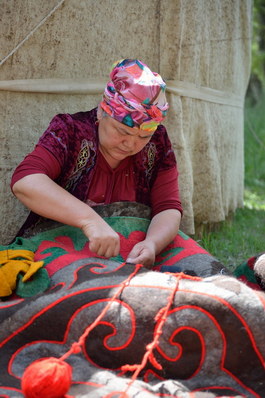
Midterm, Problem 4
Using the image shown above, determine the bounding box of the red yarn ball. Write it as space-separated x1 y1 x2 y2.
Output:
21 357 72 398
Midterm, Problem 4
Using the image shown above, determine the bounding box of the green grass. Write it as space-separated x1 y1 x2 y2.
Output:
195 93 265 269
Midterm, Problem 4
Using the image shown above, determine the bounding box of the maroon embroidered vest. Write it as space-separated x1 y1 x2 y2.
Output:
14 108 176 238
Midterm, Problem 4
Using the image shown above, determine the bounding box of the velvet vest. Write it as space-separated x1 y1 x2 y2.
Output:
14 108 176 238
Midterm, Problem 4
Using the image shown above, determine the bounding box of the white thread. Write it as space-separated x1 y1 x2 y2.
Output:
0 0 65 67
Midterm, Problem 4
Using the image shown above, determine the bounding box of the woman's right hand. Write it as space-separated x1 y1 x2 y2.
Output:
12 174 120 258
81 217 120 258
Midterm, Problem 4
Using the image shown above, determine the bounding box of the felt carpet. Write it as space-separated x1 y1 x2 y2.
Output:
0 216 264 397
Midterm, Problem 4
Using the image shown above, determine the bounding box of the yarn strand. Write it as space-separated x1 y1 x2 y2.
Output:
118 272 201 398
60 263 143 361
22 266 201 398
22 262 143 398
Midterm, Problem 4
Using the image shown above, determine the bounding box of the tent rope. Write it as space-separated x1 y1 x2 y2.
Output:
0 0 65 67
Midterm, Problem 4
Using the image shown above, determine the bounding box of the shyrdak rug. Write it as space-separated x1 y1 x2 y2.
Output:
0 216 264 398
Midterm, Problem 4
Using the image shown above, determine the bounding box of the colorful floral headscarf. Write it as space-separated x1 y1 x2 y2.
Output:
100 59 169 133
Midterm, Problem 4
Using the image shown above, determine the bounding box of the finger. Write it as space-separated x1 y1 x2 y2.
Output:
95 237 120 258
90 240 109 257
126 254 144 265
126 245 143 262
104 242 120 259
112 241 120 257
126 255 147 265
128 250 155 268
107 236 120 257
89 239 101 255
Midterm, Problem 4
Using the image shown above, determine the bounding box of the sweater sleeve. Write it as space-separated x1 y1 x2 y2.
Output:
10 145 61 190
150 165 183 217
10 113 76 191
148 125 183 216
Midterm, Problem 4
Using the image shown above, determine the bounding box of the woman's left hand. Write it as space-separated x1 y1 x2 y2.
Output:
126 209 181 269
126 240 156 269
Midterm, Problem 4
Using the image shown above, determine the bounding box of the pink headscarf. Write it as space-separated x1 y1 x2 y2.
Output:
100 59 169 133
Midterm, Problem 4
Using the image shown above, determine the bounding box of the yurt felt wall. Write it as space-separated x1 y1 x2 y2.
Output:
160 0 252 233
0 0 252 244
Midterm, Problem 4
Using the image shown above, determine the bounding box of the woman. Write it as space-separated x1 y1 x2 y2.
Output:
11 59 183 268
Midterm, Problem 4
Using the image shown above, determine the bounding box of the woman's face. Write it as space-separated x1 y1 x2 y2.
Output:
98 115 153 166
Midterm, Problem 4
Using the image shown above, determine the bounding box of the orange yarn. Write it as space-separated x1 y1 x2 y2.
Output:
21 357 72 398
21 263 143 398
119 272 201 398
21 267 199 398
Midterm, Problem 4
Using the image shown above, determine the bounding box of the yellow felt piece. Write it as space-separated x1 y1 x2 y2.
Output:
0 268 13 296
0 249 44 297
1 261 31 291
22 260 44 282
0 249 35 263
